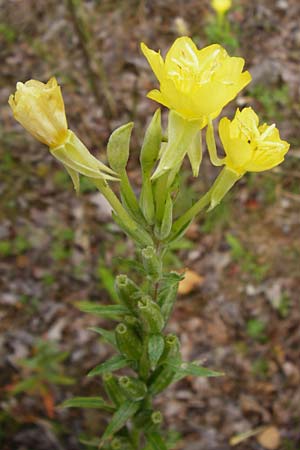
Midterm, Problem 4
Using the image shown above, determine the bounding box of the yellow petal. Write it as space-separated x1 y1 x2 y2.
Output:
141 42 164 82
165 36 199 73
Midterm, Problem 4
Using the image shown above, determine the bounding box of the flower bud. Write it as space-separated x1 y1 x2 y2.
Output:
111 437 133 450
9 77 68 148
211 0 232 15
115 323 142 361
115 274 141 312
151 410 163 425
137 296 165 334
141 246 162 281
158 334 180 365
102 372 125 407
118 376 147 401
158 278 180 321
148 365 177 395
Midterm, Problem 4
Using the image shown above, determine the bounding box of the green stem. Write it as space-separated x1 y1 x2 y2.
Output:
171 190 212 236
120 170 148 225
93 179 138 232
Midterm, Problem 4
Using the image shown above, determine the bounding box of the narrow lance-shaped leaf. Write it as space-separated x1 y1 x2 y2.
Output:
75 301 129 319
97 263 119 303
139 176 155 225
88 326 117 347
88 354 129 377
155 192 173 240
101 400 141 442
148 334 165 370
168 361 224 382
145 432 168 450
61 396 114 412
140 109 162 174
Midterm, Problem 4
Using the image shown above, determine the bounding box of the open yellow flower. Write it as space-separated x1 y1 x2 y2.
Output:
211 0 232 15
219 107 290 176
207 107 290 210
141 37 251 126
9 77 68 148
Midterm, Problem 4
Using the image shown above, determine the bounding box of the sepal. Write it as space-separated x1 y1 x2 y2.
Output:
50 130 118 185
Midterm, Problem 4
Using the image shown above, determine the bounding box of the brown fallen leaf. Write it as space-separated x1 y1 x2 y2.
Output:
178 269 204 295
257 426 281 450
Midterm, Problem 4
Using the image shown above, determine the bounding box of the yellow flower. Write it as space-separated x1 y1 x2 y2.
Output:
141 37 251 126
8 77 68 148
219 107 290 176
9 77 119 191
211 0 232 15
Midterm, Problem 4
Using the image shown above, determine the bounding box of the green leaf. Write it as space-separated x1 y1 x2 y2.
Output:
145 432 168 450
148 335 165 370
140 109 162 173
88 326 117 347
61 396 114 412
88 354 129 377
155 193 173 240
11 377 38 394
107 122 133 173
79 436 102 447
139 177 155 225
101 400 140 442
168 362 224 382
75 301 129 319
167 218 193 244
97 262 119 303
46 373 75 385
